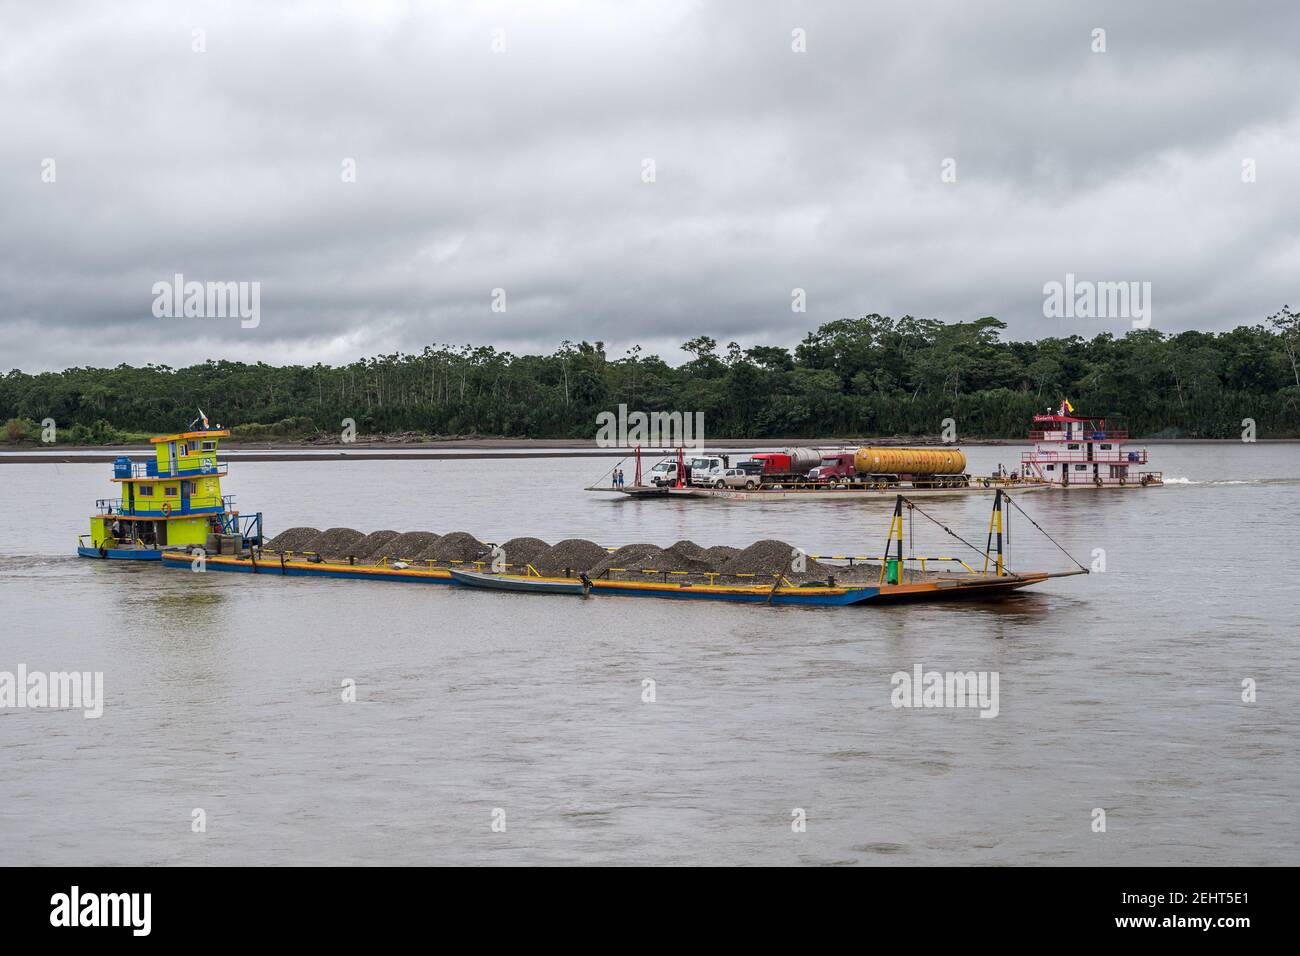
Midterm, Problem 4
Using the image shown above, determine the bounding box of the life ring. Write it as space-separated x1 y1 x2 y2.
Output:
1093 476 1103 488
161 503 172 516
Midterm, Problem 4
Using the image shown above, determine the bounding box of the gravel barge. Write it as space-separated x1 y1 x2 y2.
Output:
158 492 1088 608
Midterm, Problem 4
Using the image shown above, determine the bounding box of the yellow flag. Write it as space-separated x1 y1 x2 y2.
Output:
1063 398 1074 413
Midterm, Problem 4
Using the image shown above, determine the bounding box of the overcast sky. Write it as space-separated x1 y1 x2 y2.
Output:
2 0 1298 372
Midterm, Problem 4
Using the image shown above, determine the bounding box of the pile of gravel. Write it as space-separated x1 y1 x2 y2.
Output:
263 524 853 583
265 527 321 552
666 539 708 561
718 539 831 579
590 543 666 577
497 536 551 571
427 531 492 563
534 538 609 575
351 529 399 557
705 545 740 565
372 531 440 561
305 527 366 556
662 540 726 573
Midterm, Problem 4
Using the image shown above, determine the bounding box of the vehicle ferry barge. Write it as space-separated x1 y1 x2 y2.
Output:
77 413 262 560
587 445 1044 500
589 400 1159 499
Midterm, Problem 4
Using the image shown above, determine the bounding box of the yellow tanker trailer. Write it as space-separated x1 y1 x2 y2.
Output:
852 447 969 487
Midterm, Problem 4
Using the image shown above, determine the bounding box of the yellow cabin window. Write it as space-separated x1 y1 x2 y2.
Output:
164 486 178 496
139 486 154 496
201 440 217 451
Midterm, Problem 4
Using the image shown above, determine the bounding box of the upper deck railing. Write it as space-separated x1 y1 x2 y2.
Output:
95 494 235 516
116 458 227 479
1028 429 1129 441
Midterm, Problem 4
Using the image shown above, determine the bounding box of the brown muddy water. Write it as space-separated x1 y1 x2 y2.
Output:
0 443 1297 865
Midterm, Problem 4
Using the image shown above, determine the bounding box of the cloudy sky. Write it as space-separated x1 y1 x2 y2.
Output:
2 0 1297 372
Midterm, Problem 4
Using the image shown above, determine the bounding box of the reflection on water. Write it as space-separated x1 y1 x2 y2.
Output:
1 443 1298 865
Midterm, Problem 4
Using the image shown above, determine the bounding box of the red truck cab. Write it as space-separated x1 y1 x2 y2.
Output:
807 452 857 482
750 452 792 477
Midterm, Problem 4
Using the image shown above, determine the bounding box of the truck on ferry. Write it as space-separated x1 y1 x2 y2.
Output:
592 400 1161 500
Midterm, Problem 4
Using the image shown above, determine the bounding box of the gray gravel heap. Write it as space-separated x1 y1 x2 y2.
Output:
589 543 666 577
351 529 399 557
372 531 440 561
304 527 366 557
718 539 832 580
496 536 551 571
533 538 609 575
704 545 740 565
264 527 321 551
427 531 492 563
663 539 727 572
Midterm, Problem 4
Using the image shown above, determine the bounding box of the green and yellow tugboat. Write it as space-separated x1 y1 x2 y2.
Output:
77 411 261 560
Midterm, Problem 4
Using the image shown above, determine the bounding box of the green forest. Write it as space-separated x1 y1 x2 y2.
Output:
3 311 1299 443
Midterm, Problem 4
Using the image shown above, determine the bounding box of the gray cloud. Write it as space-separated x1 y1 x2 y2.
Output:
1 0 1298 371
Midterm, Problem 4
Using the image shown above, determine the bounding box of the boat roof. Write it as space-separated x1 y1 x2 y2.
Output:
150 429 231 443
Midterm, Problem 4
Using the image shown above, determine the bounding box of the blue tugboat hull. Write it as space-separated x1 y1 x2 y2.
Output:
77 546 163 561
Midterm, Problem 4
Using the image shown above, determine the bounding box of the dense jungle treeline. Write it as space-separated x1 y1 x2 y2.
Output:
3 312 1299 443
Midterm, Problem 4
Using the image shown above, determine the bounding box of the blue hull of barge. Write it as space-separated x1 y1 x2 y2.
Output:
160 552 447 584
588 582 878 605
78 546 163 561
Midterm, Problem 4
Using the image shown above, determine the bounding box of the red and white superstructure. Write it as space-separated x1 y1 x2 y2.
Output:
1020 402 1162 489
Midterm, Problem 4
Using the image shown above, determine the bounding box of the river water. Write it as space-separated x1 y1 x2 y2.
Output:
1 443 1297 865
